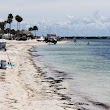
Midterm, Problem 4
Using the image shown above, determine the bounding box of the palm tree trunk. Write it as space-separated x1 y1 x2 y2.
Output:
19 22 20 31
10 23 11 39
7 24 9 39
1 29 4 39
17 22 18 31
16 22 19 38
35 30 36 36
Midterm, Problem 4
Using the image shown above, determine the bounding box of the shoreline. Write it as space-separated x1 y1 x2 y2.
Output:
30 41 110 110
0 39 110 110
0 39 74 110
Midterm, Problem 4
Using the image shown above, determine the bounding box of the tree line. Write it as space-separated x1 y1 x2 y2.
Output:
0 13 38 39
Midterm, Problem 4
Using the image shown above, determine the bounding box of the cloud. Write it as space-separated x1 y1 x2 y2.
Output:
1 11 110 36
1 0 110 23
0 18 4 22
47 12 110 36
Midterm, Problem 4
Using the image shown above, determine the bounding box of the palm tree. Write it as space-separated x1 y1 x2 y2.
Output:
7 13 13 39
33 26 38 36
15 15 23 31
0 21 7 38
15 15 23 38
28 27 34 39
11 29 16 35
15 15 19 31
28 27 33 32
7 19 12 38
8 13 13 24
11 29 16 39
5 28 10 34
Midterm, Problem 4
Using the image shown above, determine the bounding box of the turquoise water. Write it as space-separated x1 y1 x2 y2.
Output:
36 39 110 105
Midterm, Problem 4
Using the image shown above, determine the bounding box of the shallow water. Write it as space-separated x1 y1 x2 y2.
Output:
35 39 110 105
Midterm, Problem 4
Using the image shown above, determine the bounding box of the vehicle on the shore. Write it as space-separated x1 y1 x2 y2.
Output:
16 35 27 41
44 37 57 44
16 30 33 41
44 34 58 44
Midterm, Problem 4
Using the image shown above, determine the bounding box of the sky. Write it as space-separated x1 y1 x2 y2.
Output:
0 0 110 36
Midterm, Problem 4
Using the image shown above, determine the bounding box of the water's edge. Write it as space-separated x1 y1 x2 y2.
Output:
29 46 110 110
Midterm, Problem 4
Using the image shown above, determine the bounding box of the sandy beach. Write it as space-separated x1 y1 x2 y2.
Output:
0 39 110 110
0 40 73 110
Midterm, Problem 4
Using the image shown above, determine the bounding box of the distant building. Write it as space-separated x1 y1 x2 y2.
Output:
2 34 14 39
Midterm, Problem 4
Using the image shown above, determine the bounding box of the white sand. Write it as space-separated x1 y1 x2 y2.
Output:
0 40 73 110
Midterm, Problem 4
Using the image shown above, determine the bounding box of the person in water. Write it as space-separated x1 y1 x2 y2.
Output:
87 42 90 45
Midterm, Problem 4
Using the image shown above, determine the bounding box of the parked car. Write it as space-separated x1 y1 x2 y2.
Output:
44 37 57 44
16 35 27 41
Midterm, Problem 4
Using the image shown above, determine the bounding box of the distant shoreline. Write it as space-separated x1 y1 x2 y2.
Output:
59 36 110 40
